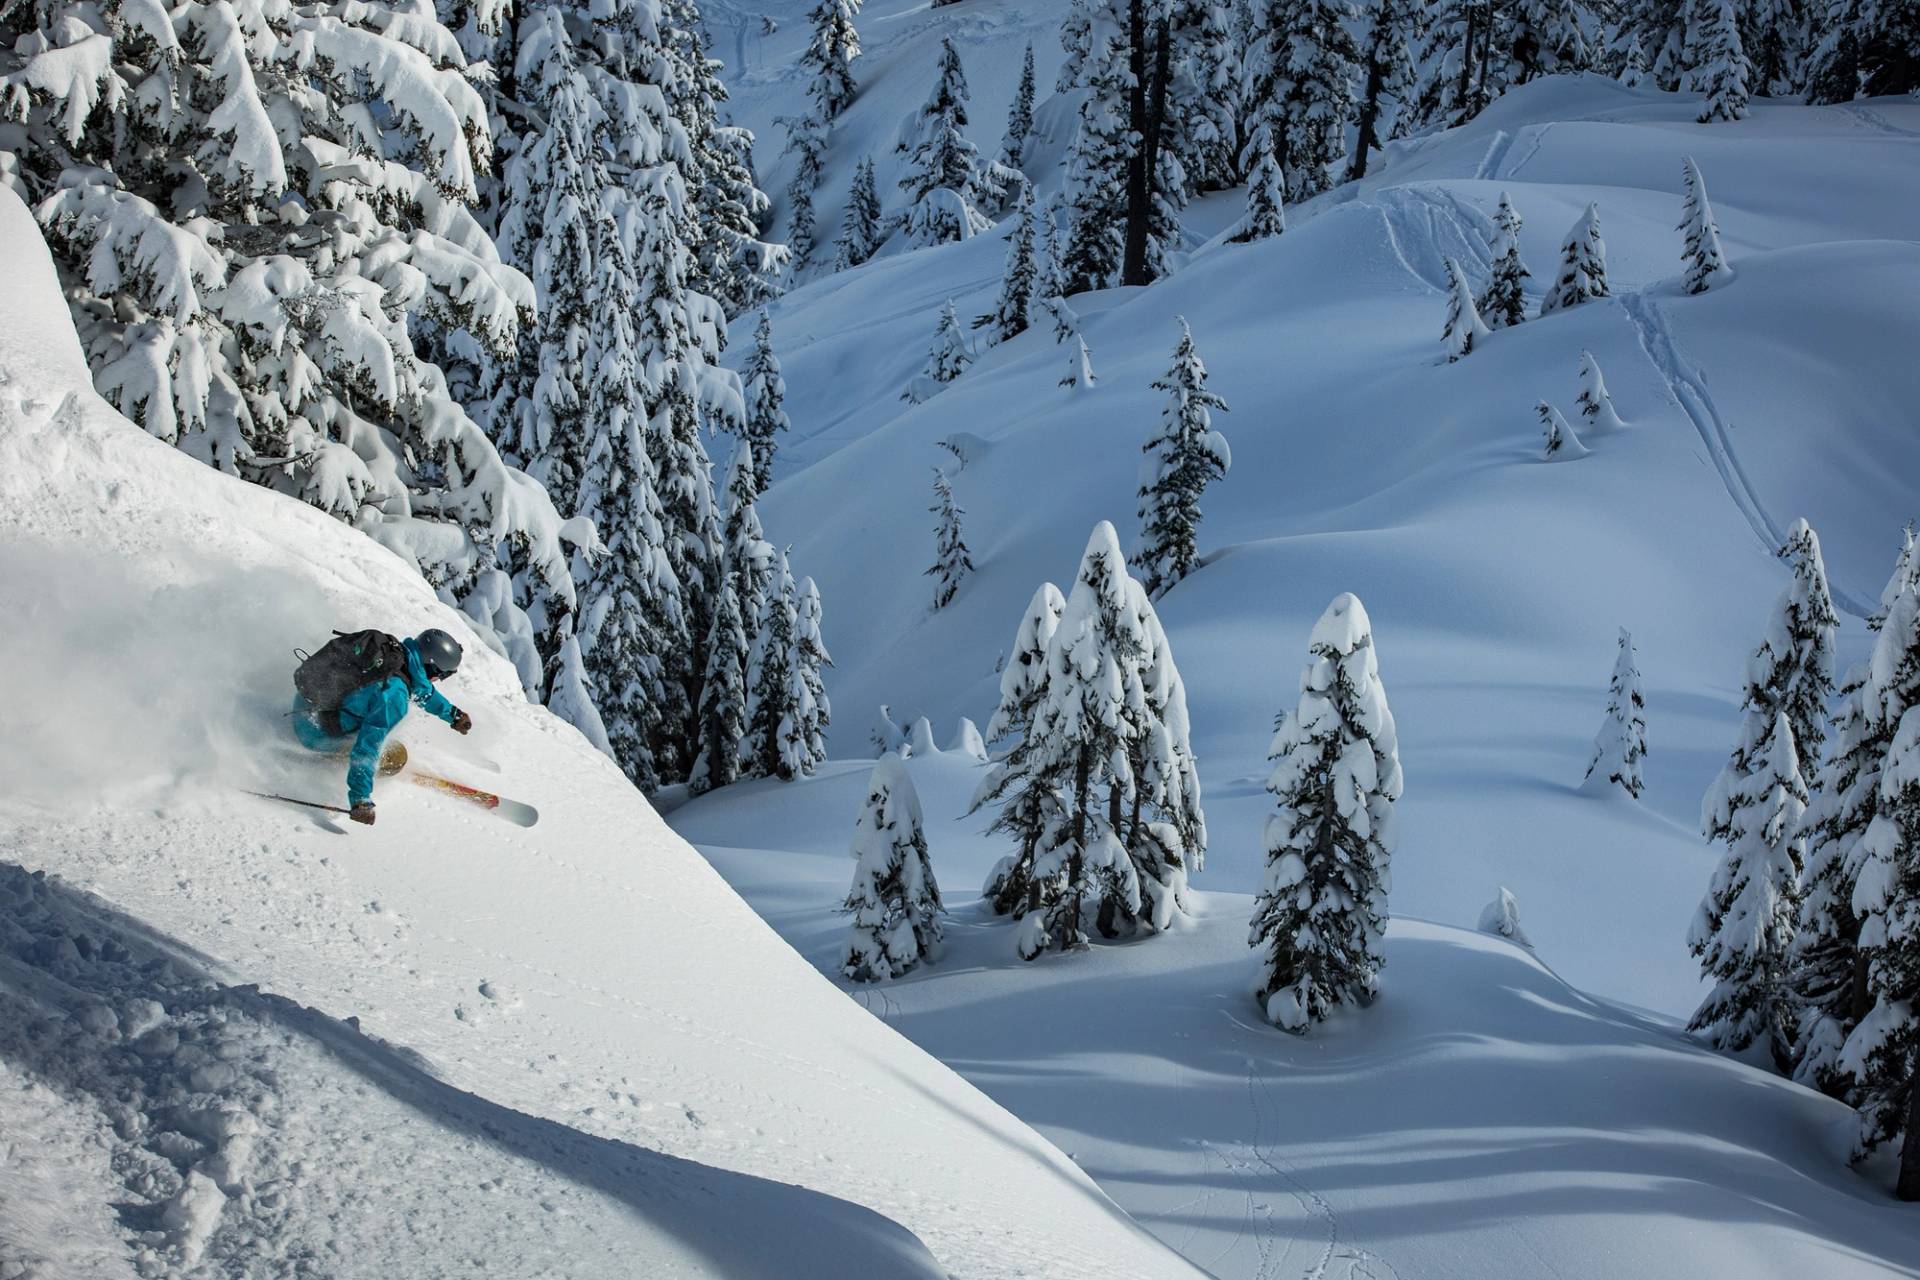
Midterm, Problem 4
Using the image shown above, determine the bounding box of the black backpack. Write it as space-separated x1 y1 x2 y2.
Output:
294 629 409 735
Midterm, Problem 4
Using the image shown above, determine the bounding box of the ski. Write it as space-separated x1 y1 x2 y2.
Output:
406 770 539 828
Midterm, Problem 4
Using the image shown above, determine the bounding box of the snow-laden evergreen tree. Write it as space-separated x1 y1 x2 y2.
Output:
1127 577 1209 927
1680 157 1733 293
1000 43 1039 172
1410 0 1504 128
1541 203 1610 313
981 582 1067 916
803 0 863 119
1618 30 1652 85
1479 193 1531 329
1871 525 1920 632
1226 129 1289 244
1692 707 1810 1069
897 38 993 245
927 467 975 608
1805 0 1920 101
905 301 974 402
1741 0 1807 95
1444 259 1493 361
1576 351 1628 432
843 755 944 982
1688 0 1753 122
1771 519 1842 767
689 565 752 797
1509 0 1595 82
1245 0 1362 202
1841 694 1920 1192
1478 887 1534 946
1585 629 1649 796
1136 318 1232 598
833 156 886 271
795 574 834 771
1538 401 1590 460
1794 558 1920 1099
1348 0 1420 181
1250 593 1403 1031
1167 0 1242 191
1039 195 1070 314
1063 336 1099 390
978 188 1040 344
741 550 807 780
740 312 789 493
2 0 595 674
779 112 830 264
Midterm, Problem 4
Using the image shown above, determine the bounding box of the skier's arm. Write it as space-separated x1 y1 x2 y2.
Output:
410 674 459 726
346 695 403 809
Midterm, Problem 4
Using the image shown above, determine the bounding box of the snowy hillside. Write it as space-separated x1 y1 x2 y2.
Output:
0 187 1203 1279
732 74 1920 1019
673 751 1920 1280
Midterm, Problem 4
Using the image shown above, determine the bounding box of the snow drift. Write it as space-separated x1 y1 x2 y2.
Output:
0 186 1202 1279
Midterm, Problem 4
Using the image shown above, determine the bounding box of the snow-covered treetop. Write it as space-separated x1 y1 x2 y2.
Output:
852 753 924 855
988 582 1066 744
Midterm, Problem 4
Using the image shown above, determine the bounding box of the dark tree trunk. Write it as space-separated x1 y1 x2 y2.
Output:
1455 3 1479 112
1900 1041 1920 1202
1122 14 1173 286
1348 49 1387 182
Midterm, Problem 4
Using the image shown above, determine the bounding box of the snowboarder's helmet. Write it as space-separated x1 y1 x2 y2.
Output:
415 629 463 679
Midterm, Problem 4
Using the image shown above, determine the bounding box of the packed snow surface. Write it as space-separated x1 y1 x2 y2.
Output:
0 186 1200 1279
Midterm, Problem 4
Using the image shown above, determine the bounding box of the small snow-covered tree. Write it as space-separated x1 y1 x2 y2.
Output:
689 568 752 797
795 574 834 771
1869 525 1919 633
1576 351 1628 431
1444 258 1492 361
1128 577 1209 927
978 187 1040 344
742 551 807 780
843 755 944 981
897 38 993 245
1479 887 1534 946
1250 593 1403 1031
779 113 830 265
1538 401 1590 460
834 156 886 271
1063 335 1099 390
1348 0 1419 181
1771 519 1842 767
1688 0 1753 123
905 301 974 402
1541 203 1610 314
927 467 975 608
740 312 789 493
803 0 864 119
1136 318 1232 597
1680 157 1733 294
981 582 1066 916
1691 707 1809 1068
1479 193 1531 329
1586 629 1649 796
1226 129 1289 244
1000 43 1039 171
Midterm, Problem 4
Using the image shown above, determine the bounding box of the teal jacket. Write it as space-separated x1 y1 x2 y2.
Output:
294 638 459 807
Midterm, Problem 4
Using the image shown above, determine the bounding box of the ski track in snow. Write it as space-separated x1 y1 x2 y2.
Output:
1619 290 1875 617
1367 185 1495 295
1497 122 1553 180
1834 101 1920 137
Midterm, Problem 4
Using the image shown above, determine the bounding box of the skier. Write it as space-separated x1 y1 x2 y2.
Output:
291 628 474 825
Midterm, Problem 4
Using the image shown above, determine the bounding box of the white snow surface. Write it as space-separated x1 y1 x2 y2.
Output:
0 186 1199 1280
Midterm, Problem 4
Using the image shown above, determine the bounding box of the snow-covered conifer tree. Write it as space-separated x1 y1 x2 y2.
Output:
1479 193 1531 329
1063 336 1099 390
803 0 864 119
1870 526 1920 632
1127 578 1209 926
1804 0 1920 101
1136 319 1232 597
927 467 975 608
1039 196 1070 314
1509 0 1595 82
844 756 944 981
905 301 974 402
1000 43 1039 171
1772 519 1842 767
1226 130 1289 244
1680 157 1733 293
1691 705 1810 1069
795 575 834 772
981 583 1066 916
897 39 993 245
689 569 752 796
1576 351 1628 432
1619 31 1652 86
1688 0 1753 122
1541 204 1610 313
1479 888 1534 946
779 113 830 264
740 312 790 493
1538 401 1590 460
1348 0 1419 180
742 551 807 780
1250 593 1403 1031
1444 259 1493 361
834 156 886 271
1167 0 1242 191
978 188 1040 344
1585 629 1649 796
1245 0 1362 202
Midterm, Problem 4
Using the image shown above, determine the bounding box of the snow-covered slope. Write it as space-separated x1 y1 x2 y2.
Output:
733 76 1920 1019
0 187 1203 1280
674 752 1920 1280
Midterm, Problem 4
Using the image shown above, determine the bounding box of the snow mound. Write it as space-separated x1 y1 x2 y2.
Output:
0 187 1200 1279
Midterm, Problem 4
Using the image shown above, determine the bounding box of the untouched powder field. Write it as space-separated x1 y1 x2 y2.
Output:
0 187 1203 1280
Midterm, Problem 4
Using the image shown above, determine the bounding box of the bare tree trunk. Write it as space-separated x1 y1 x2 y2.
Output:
1120 0 1151 285
1348 48 1387 181
1899 1041 1920 1202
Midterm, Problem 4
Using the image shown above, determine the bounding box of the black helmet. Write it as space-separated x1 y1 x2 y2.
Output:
415 629 463 679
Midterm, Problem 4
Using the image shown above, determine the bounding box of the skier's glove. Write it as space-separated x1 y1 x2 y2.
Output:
350 802 377 826
451 709 473 736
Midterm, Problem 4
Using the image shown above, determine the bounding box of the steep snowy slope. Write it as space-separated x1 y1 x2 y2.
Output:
731 78 1920 1018
675 752 1920 1280
0 188 1205 1280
